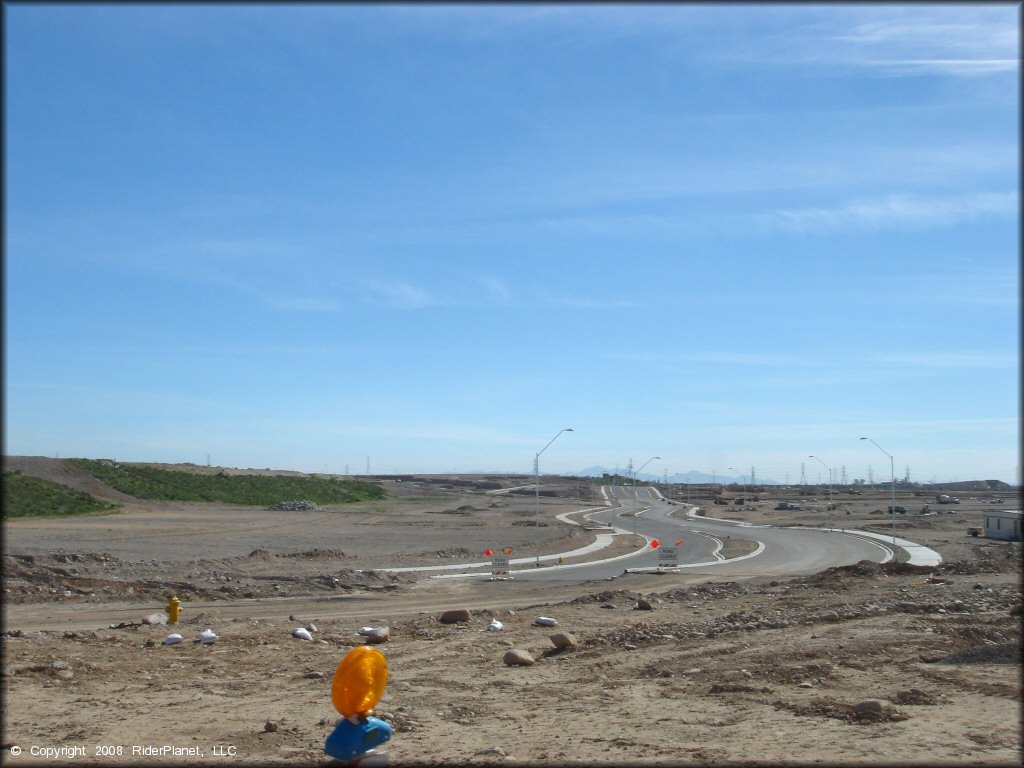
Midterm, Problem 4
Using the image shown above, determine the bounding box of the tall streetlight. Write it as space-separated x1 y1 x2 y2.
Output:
728 467 745 507
809 455 833 529
534 428 574 566
860 437 897 546
632 456 660 534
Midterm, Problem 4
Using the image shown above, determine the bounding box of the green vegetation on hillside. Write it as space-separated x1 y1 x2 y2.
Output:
3 471 121 518
68 459 386 505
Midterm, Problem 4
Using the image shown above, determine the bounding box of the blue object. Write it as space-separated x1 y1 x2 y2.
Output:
324 716 393 762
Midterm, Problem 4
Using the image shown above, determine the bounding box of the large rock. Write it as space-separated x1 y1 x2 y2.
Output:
549 632 579 651
853 699 884 716
634 599 653 611
503 649 535 667
439 609 471 624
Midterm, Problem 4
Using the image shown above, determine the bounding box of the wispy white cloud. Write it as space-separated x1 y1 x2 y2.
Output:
761 191 1017 234
474 274 513 306
866 352 1018 369
610 351 812 366
262 295 343 313
606 349 1020 375
543 295 639 310
363 280 440 309
867 59 1018 76
832 15 1019 77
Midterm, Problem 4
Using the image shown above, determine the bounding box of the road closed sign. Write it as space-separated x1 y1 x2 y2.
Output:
491 553 511 578
657 546 679 568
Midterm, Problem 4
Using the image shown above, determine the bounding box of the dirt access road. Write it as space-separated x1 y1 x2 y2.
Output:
2 460 1021 765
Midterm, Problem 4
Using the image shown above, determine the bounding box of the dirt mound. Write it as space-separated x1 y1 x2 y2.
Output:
568 589 640 606
801 560 936 587
940 547 1022 575
279 549 347 559
940 641 1021 665
2 456 136 502
247 549 275 560
774 698 910 723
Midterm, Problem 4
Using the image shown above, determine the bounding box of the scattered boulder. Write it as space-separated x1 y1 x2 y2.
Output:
919 650 946 663
817 610 840 623
549 632 579 651
634 599 653 611
440 609 471 624
142 613 167 626
263 720 279 733
503 649 535 667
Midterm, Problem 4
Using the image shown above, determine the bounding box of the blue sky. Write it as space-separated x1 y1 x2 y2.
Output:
4 4 1020 484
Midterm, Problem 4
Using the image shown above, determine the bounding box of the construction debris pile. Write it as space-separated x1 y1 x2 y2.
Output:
267 500 323 512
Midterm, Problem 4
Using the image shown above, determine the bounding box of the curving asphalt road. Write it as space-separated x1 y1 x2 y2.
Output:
388 485 938 582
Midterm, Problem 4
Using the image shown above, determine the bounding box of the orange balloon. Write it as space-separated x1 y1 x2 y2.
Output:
331 646 388 717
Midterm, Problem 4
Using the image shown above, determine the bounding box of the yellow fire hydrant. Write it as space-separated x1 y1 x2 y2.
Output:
166 595 181 625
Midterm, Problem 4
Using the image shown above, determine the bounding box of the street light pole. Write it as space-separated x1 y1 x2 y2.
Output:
535 428 574 566
728 467 745 508
809 455 833 528
632 456 660 535
860 437 896 547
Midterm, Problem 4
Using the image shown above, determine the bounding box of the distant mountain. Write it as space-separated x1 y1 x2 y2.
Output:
569 466 778 485
922 479 1015 492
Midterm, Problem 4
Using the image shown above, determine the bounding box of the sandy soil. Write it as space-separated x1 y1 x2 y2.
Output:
2 461 1021 766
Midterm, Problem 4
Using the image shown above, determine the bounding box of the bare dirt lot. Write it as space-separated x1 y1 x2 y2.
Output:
2 460 1021 766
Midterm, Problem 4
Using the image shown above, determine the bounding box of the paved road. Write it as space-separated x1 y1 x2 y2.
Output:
424 486 896 583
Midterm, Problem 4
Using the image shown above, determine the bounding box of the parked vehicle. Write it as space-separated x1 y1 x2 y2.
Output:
888 505 907 514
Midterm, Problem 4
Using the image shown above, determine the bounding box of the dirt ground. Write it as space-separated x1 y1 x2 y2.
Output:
2 460 1021 766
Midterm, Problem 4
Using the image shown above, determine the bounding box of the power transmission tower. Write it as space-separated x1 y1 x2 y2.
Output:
366 457 370 475
905 465 911 483
751 466 756 485
799 463 806 485
841 465 847 485
868 465 874 484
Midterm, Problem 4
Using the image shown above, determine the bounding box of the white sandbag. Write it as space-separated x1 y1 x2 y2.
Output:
533 616 558 627
486 619 504 631
162 633 183 646
291 627 314 641
198 628 218 644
